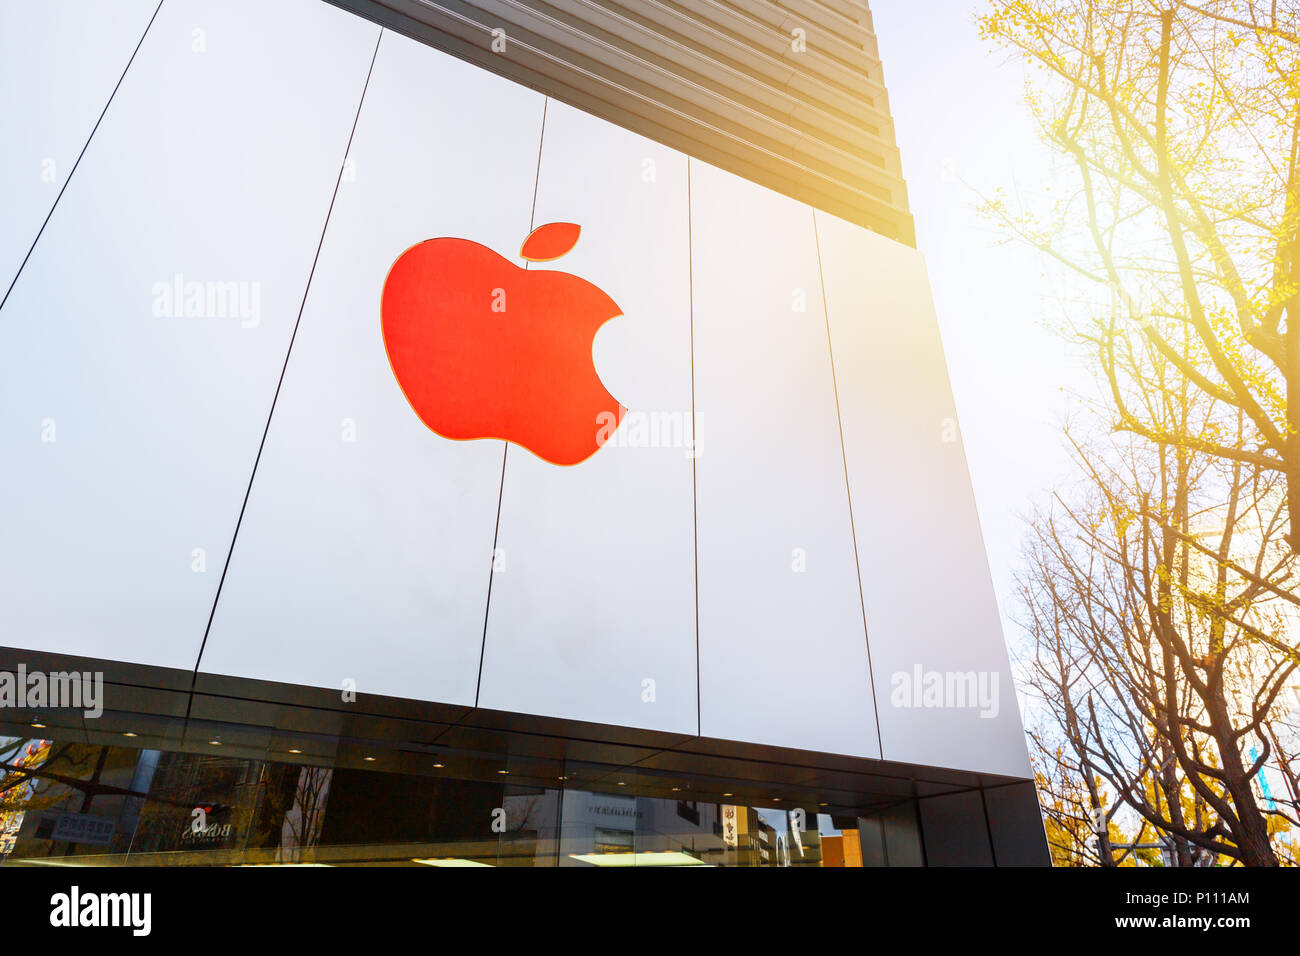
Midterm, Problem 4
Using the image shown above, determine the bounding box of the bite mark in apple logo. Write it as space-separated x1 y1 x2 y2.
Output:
380 222 626 466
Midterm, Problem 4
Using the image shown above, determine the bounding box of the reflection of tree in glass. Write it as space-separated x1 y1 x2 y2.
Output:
274 767 332 864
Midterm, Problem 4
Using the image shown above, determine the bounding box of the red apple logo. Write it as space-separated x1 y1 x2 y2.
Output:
380 222 626 466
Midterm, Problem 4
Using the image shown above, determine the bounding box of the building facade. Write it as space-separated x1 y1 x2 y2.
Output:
0 0 1049 866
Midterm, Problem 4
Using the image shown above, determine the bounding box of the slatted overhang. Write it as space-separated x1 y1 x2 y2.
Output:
324 0 916 245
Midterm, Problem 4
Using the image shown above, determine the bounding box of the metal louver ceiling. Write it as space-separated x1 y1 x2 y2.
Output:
326 0 916 245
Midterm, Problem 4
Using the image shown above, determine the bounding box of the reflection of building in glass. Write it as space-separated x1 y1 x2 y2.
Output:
0 735 1004 867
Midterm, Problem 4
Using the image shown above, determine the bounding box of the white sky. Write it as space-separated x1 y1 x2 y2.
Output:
871 0 1094 648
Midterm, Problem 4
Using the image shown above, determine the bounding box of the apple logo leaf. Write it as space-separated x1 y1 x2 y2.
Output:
520 222 581 262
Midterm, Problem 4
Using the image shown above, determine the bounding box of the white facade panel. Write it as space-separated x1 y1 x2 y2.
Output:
0 0 379 670
0 10 1030 779
690 162 880 759
199 32 546 703
816 210 1031 777
476 100 697 734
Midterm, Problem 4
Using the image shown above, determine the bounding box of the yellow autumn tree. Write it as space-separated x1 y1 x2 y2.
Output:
987 0 1300 867
979 0 1300 545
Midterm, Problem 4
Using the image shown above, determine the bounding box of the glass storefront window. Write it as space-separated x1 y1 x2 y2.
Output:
0 735 933 867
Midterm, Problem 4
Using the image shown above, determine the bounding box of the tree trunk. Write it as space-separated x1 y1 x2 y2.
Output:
1207 698 1278 866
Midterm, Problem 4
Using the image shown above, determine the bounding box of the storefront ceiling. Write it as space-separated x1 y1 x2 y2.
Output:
0 648 1023 818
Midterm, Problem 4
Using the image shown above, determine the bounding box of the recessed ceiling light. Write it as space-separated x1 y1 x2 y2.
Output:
722 793 733 798
288 749 302 755
497 769 510 775
363 756 376 762
208 739 221 746
671 787 681 792
819 802 829 807
122 732 138 738
617 781 626 786
30 722 45 729
432 762 444 768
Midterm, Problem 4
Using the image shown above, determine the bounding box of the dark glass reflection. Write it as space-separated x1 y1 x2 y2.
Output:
0 735 932 866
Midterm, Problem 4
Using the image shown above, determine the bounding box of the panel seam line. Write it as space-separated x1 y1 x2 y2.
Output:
687 157 701 740
185 28 385 709
0 0 167 315
811 208 885 760
474 95 549 707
